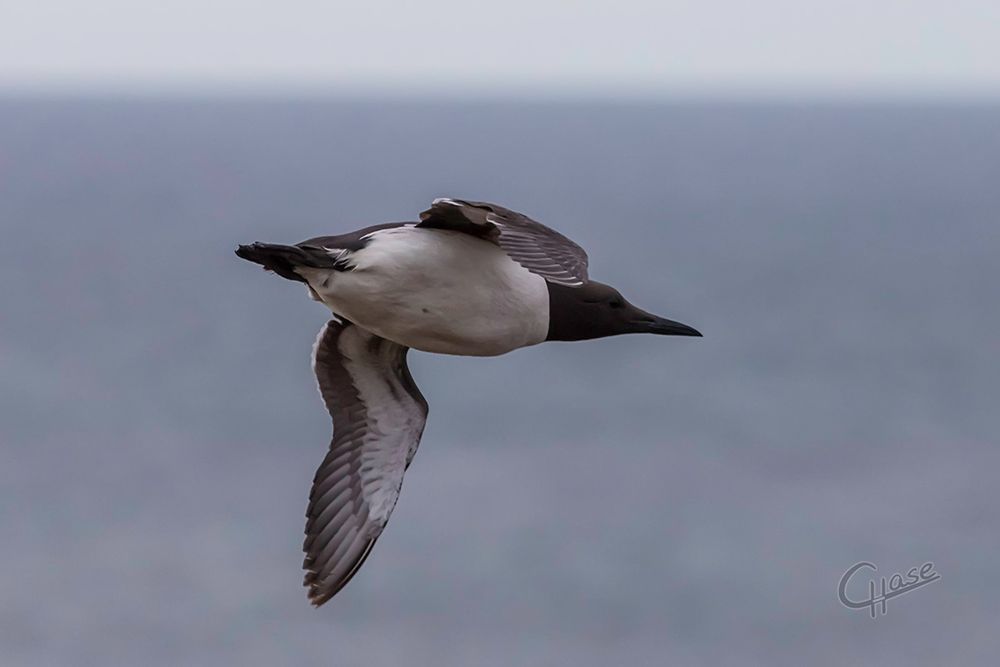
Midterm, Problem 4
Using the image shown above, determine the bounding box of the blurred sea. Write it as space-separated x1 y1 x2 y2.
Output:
1 97 998 666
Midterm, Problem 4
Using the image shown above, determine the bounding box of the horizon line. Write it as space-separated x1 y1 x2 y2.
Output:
2 81 1000 106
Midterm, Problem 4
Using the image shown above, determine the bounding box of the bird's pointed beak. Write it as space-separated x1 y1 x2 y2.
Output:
630 307 702 337
644 317 702 337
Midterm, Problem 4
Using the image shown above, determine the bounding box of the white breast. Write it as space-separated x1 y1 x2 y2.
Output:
298 226 550 356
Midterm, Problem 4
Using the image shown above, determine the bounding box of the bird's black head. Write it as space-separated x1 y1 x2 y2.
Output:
545 281 702 342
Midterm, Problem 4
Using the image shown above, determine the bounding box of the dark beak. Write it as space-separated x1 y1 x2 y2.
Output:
630 308 702 337
645 317 702 337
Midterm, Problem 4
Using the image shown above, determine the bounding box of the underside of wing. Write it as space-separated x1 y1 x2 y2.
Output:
303 320 428 606
417 198 589 287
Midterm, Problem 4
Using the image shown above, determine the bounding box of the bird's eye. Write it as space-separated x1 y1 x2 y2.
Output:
609 299 624 309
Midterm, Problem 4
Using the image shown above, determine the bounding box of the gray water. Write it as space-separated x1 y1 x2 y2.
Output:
1 97 998 666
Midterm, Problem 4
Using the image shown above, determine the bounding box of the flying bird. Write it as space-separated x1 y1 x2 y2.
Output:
236 198 701 606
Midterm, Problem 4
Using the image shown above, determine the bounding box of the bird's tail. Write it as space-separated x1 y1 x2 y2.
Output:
235 242 337 283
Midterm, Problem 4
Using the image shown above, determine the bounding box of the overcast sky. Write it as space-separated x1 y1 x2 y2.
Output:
2 0 999 96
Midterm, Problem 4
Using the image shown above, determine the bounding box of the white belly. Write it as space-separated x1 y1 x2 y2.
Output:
297 226 551 356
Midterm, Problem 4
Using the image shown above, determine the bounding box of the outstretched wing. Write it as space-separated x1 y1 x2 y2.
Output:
303 320 428 606
417 198 589 287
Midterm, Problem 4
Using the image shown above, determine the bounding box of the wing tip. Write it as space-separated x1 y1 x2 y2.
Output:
307 587 334 608
303 537 378 608
303 567 335 607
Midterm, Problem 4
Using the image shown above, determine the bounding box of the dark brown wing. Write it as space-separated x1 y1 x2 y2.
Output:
303 320 428 606
417 198 589 287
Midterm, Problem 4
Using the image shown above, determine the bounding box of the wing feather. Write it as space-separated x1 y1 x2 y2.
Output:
417 198 589 286
302 320 428 606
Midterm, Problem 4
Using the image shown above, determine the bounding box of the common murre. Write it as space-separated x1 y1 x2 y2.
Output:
236 198 701 606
